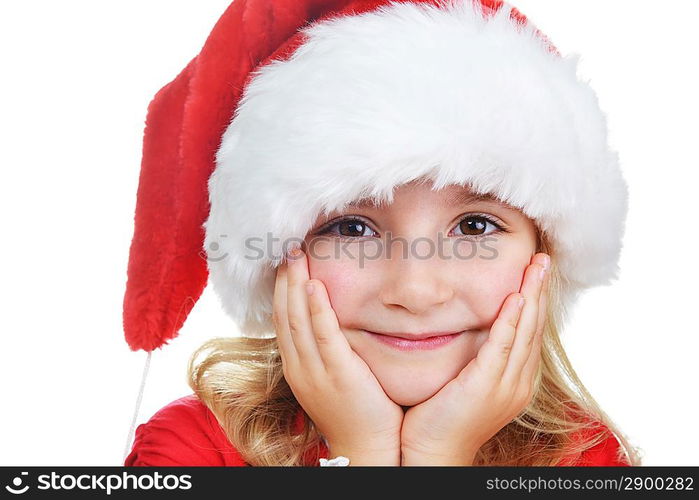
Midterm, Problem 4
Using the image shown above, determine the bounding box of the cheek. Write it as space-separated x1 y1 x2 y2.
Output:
306 254 370 322
459 257 528 326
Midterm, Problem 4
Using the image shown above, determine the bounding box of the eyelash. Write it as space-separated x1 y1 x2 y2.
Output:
312 213 508 240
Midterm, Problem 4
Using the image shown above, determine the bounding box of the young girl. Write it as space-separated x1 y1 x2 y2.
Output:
122 0 642 466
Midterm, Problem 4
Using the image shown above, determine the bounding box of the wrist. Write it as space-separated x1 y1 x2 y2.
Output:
401 446 476 466
327 443 401 466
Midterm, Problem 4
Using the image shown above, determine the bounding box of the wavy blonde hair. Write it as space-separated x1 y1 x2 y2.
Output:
187 230 643 466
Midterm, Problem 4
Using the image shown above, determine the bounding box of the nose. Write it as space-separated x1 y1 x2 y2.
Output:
378 254 454 315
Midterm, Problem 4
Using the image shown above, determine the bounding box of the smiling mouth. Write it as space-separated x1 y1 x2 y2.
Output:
362 330 466 351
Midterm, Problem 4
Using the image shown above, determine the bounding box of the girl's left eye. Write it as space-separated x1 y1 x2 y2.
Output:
316 217 377 239
449 214 503 238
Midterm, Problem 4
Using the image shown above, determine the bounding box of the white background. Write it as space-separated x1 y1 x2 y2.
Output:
1 0 696 466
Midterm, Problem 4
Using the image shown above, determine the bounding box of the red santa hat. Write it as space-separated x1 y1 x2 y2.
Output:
123 0 628 353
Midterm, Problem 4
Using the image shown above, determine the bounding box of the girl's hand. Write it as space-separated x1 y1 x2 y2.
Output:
273 247 403 465
400 253 551 465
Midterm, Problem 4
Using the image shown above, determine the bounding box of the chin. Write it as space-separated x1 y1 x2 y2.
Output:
346 329 481 407
385 385 439 407
373 366 460 407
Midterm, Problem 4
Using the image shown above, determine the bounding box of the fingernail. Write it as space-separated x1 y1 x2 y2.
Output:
539 265 546 280
289 247 303 260
305 282 315 296
541 254 550 271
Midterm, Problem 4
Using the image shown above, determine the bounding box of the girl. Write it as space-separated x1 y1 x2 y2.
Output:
122 0 642 466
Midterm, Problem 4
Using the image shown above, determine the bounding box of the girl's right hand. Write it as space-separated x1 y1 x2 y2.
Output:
273 247 403 465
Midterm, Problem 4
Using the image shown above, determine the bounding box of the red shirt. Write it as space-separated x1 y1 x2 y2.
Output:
124 394 631 466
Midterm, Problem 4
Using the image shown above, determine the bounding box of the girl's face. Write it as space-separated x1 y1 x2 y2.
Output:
302 181 538 407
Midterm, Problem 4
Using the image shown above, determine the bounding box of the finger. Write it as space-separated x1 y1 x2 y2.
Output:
519 258 551 386
473 292 525 385
286 248 325 373
501 253 548 388
305 278 355 371
534 254 551 336
273 262 298 370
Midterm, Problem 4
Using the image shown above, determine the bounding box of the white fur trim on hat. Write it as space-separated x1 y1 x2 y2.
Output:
204 0 628 337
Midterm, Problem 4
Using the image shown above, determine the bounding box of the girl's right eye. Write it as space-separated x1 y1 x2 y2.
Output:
314 217 378 239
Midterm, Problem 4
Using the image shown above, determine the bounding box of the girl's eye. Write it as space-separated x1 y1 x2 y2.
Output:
316 217 377 239
315 214 504 240
450 214 503 238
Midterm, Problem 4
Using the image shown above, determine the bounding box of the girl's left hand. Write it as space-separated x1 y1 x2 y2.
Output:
400 253 551 465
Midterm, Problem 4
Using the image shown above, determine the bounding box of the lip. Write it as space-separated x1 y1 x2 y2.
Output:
363 330 464 351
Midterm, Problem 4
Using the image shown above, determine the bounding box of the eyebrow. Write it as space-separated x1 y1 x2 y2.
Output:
350 197 384 209
348 189 505 209
443 190 504 207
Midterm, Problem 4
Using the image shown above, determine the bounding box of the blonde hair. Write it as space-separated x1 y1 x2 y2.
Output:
187 230 643 466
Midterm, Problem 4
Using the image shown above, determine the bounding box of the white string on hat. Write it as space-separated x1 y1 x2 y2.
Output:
122 351 152 463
